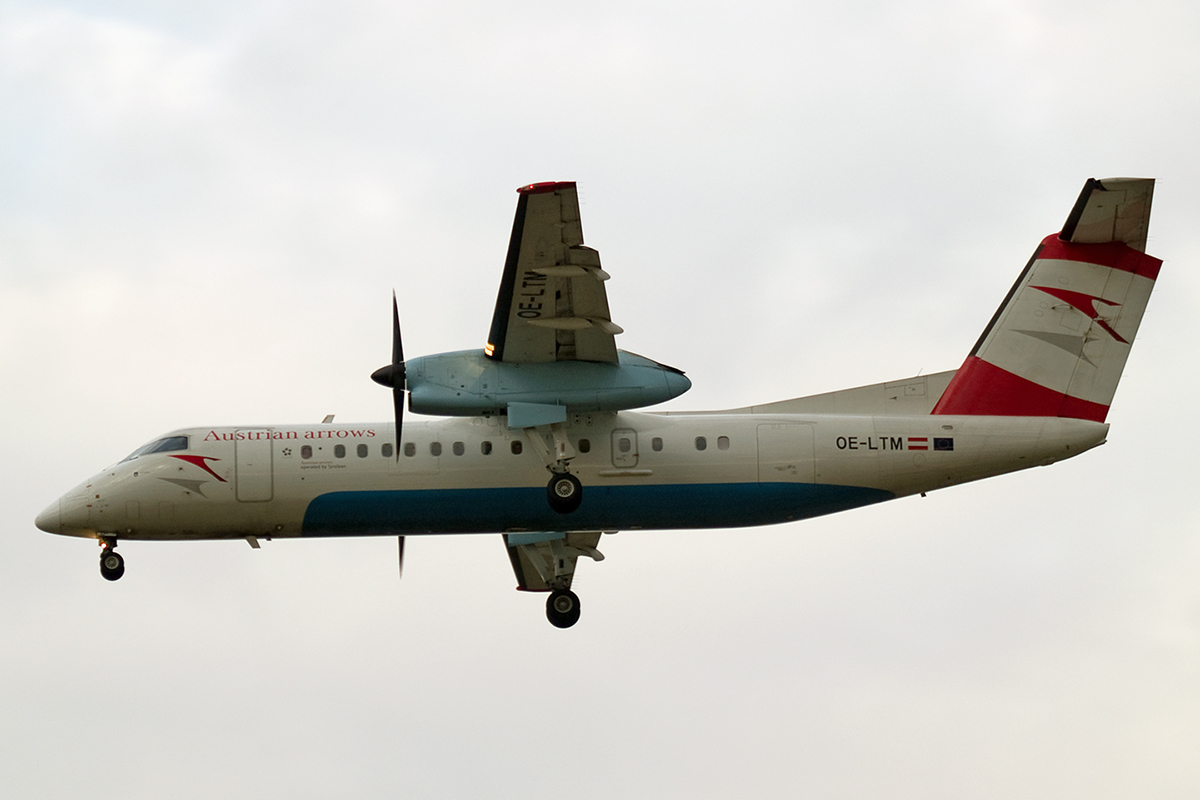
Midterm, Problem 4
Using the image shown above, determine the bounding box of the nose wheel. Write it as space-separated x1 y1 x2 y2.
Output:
546 472 582 514
546 589 581 628
99 542 125 581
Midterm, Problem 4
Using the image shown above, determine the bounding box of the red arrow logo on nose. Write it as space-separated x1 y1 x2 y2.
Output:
169 455 228 482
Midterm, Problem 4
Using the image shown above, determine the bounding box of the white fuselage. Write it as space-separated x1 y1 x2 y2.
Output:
38 410 1108 542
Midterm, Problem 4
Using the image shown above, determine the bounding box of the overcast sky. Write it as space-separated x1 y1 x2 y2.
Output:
3 1 1199 797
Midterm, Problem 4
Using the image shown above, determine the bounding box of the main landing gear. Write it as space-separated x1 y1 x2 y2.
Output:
521 424 585 515
99 538 125 581
546 589 581 628
546 472 582 514
503 532 604 628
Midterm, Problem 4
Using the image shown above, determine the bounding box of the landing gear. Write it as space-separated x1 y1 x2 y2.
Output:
546 472 583 514
504 533 604 629
521 425 583 514
546 589 581 628
99 541 125 582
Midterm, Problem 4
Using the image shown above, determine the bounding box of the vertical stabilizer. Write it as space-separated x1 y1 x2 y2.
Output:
932 178 1160 422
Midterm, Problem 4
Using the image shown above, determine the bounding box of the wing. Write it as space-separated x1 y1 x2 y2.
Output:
1060 177 1154 252
485 182 622 364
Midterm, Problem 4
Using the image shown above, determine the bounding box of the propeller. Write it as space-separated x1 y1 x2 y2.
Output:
371 293 407 579
370 292 406 461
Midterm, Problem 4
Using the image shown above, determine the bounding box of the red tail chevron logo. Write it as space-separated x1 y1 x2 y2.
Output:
1031 286 1128 344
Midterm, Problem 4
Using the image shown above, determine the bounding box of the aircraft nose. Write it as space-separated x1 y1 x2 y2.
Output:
35 500 62 535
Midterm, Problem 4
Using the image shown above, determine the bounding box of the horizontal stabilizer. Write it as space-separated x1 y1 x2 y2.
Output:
1060 177 1154 252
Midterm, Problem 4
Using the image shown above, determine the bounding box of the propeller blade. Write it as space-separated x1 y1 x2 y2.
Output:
370 293 407 389
392 381 404 461
397 535 405 579
391 290 404 366
370 292 406 461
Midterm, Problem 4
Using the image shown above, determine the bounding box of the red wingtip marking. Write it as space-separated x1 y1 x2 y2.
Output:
516 181 576 195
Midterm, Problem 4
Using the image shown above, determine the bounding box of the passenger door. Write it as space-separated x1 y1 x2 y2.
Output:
610 428 639 468
235 431 274 502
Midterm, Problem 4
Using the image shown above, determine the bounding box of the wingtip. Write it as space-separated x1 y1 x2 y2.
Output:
517 181 577 195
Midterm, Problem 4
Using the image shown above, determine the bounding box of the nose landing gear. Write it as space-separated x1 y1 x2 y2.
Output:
99 538 125 581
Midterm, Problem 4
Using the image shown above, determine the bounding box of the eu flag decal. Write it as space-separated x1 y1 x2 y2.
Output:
934 437 954 451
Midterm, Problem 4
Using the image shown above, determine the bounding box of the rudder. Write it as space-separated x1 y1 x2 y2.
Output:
932 178 1161 422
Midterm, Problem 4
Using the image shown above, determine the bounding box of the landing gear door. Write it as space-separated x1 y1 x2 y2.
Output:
611 429 638 468
235 430 274 502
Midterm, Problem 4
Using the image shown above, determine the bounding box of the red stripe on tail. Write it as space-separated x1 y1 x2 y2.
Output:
931 356 1110 422
1037 235 1162 280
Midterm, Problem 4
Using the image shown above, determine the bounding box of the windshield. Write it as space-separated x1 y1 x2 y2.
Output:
121 435 190 462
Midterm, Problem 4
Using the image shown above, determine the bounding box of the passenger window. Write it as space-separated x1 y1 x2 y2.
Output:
717 436 730 451
617 437 632 453
481 441 493 455
511 440 523 455
357 443 368 458
452 441 464 456
578 438 591 454
334 444 346 458
430 442 442 457
301 445 313 459
695 436 707 451
652 437 663 452
404 442 416 457
382 443 394 458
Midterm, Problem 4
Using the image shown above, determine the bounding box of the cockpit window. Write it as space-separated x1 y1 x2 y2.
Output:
146 436 189 454
121 435 189 462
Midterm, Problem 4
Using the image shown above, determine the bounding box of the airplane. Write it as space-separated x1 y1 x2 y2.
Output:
35 178 1162 628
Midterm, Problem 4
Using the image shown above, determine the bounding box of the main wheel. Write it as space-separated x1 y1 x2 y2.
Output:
546 473 582 514
100 550 125 582
546 589 581 628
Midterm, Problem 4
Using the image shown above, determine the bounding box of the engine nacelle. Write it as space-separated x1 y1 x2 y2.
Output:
406 349 691 417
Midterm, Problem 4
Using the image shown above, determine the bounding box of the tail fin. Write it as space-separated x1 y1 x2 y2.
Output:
932 178 1161 422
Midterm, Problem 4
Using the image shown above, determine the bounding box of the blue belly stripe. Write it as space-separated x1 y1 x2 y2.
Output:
300 482 894 536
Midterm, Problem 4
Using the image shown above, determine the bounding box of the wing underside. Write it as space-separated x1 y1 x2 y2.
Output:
485 182 621 364
503 531 605 592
